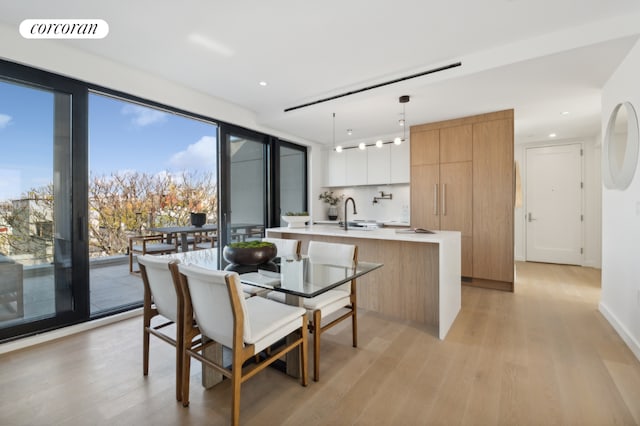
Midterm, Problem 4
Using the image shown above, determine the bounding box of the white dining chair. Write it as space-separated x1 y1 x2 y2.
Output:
177 264 308 426
137 254 186 402
267 240 358 381
241 238 301 297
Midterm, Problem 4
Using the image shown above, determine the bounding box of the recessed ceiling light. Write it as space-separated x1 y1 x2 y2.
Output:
561 111 570 116
259 81 267 87
549 133 557 138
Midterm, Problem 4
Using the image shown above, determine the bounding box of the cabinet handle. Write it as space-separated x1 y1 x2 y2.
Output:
434 184 438 215
442 183 446 216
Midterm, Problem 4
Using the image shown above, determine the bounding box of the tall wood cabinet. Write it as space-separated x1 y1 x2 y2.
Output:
411 125 473 276
410 110 514 291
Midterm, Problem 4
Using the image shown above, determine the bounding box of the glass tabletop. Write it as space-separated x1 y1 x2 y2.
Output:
162 249 383 299
239 255 383 299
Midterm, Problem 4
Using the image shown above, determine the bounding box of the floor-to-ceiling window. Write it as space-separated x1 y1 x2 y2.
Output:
275 142 307 226
88 92 218 315
0 58 307 342
0 68 87 341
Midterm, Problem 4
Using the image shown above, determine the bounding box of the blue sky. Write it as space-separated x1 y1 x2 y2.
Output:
0 81 218 200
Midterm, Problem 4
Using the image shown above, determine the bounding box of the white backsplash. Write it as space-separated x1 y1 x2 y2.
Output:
316 184 410 223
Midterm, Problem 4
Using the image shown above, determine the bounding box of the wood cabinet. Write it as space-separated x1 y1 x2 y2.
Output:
472 118 514 284
411 125 473 276
410 110 514 290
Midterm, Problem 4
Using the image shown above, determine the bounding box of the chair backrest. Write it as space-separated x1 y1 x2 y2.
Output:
308 241 357 293
308 240 356 266
178 264 249 348
262 237 301 257
138 254 181 322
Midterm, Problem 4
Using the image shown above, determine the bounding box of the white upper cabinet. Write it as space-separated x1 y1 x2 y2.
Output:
390 139 410 183
346 148 368 185
325 149 346 187
324 140 410 187
367 144 391 184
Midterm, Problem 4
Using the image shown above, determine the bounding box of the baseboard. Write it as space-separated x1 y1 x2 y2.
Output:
514 255 526 262
463 278 514 292
598 301 640 363
0 308 143 355
582 260 602 269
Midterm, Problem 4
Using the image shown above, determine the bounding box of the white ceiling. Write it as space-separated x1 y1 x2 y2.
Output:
2 0 640 146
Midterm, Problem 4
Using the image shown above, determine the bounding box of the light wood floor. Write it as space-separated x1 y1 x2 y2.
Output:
1 261 639 425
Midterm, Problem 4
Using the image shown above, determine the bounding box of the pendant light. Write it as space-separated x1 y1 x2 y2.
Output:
333 112 343 152
397 95 410 144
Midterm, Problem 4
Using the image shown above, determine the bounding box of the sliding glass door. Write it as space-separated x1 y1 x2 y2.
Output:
219 125 268 260
0 77 85 340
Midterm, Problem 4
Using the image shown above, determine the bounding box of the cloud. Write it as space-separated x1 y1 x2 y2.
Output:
121 104 168 127
169 136 217 169
0 114 12 129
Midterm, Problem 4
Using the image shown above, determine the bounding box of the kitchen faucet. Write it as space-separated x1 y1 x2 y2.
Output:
344 197 357 231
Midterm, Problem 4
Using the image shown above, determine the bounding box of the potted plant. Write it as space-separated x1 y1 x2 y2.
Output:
318 191 344 220
281 211 310 228
223 240 277 265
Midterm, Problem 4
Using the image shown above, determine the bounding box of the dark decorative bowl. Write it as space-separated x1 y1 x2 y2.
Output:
190 212 206 227
224 261 278 274
223 243 277 265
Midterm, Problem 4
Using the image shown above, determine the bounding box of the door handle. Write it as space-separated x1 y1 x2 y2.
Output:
442 183 446 216
528 212 536 222
433 184 438 215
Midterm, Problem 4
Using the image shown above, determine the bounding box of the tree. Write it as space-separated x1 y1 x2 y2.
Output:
0 170 218 260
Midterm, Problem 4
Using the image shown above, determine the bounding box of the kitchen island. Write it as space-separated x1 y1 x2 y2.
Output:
266 225 461 339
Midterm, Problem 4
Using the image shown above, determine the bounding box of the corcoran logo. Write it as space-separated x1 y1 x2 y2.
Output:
19 19 109 39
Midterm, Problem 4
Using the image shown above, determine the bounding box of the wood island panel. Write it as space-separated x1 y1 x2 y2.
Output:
270 232 440 327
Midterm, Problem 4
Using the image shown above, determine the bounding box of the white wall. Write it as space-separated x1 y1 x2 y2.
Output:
513 137 602 268
600 38 640 362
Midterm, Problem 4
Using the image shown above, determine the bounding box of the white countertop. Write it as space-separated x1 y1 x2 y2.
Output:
267 224 460 244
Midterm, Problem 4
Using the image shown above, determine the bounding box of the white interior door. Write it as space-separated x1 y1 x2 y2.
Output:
526 143 583 264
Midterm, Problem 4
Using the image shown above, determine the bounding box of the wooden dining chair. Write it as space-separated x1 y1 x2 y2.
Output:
137 254 189 401
240 237 302 298
129 234 178 274
267 240 358 381
262 237 301 258
177 264 308 425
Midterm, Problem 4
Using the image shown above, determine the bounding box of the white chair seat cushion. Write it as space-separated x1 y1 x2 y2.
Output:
132 243 176 253
241 284 268 297
244 296 306 353
266 289 350 318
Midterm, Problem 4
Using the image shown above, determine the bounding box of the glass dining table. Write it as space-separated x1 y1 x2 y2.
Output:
160 248 383 383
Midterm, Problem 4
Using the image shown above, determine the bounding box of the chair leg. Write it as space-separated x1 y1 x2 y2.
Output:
231 360 242 426
143 328 150 376
175 336 183 402
300 319 308 387
352 309 358 348
181 348 191 407
313 309 321 382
